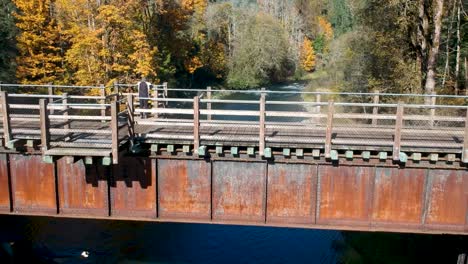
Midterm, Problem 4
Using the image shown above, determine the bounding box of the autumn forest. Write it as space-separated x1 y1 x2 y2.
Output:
0 0 466 96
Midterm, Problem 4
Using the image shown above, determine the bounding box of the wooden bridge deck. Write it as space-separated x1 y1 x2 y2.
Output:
0 84 466 165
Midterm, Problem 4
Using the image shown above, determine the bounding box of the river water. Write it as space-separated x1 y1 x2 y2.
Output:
0 82 465 263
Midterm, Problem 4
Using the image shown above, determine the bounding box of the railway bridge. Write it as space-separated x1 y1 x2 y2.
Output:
0 83 466 235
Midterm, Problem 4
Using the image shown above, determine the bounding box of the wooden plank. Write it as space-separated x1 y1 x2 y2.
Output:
324 100 334 158
39 99 50 151
111 101 119 164
193 96 200 150
393 102 404 160
259 89 266 156
372 90 379 125
0 91 11 145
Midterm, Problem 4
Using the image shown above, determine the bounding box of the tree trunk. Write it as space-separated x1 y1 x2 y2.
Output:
418 0 429 91
424 0 444 103
442 0 457 88
454 0 461 93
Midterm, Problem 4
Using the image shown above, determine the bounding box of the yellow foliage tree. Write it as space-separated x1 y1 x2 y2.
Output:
301 37 316 72
318 16 333 41
13 0 65 84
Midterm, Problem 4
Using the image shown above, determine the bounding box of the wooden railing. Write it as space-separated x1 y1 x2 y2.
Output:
0 84 466 165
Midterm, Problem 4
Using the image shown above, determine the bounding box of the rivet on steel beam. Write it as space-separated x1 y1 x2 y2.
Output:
102 157 112 166
230 146 238 156
296 149 304 157
216 146 223 155
330 150 339 161
312 149 320 158
247 147 255 156
283 148 290 157
264 148 272 158
183 145 190 154
198 146 207 156
345 150 353 160
167 145 175 154
42 155 53 164
362 151 371 160
84 156 93 165
150 144 159 153
379 152 387 161
412 153 422 162
430 153 439 162
447 154 456 163
399 152 408 163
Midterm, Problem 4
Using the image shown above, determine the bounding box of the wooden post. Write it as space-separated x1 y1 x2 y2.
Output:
48 83 54 114
463 109 468 163
110 101 119 164
113 81 119 102
0 92 11 146
100 84 106 117
325 100 334 159
259 88 266 156
372 90 380 126
62 93 70 130
127 94 135 139
393 102 404 160
193 96 200 151
207 86 212 121
429 92 436 127
39 99 50 152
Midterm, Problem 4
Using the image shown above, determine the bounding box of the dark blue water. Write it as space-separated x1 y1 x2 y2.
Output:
0 82 343 264
0 216 341 263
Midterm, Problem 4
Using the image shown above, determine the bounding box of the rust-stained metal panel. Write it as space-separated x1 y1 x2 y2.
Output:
318 166 373 225
424 170 468 230
266 163 316 224
0 154 9 212
10 154 56 214
372 168 425 224
158 159 211 220
57 157 108 216
212 161 266 222
111 157 156 218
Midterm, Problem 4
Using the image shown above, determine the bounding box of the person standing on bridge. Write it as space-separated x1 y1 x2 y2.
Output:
137 77 152 119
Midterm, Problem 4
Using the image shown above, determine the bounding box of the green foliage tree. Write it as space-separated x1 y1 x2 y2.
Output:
0 0 17 83
227 13 289 88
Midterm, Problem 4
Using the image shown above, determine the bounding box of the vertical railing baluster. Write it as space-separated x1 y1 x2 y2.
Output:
316 94 321 114
152 83 158 118
429 92 436 127
0 92 11 146
193 96 200 151
62 93 70 131
113 81 119 101
48 83 54 114
259 88 266 156
100 84 106 117
463 108 468 163
39 99 50 152
111 101 119 164
372 90 380 126
393 102 404 161
163 82 168 98
207 86 212 121
324 100 334 159
127 94 135 140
